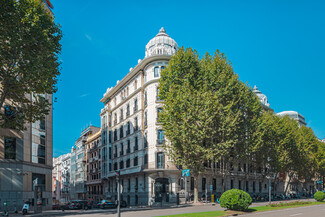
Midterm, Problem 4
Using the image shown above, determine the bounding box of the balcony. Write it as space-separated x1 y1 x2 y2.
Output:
114 153 117 158
157 139 164 145
120 151 123 156
126 149 130 154
134 145 138 152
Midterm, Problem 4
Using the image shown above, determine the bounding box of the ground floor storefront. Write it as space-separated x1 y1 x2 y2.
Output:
101 169 318 206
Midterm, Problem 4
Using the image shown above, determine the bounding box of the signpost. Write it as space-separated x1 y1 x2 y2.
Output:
115 170 120 217
182 169 190 204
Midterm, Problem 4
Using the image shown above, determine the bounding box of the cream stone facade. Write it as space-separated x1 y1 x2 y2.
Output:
52 153 70 204
86 130 103 202
70 126 100 200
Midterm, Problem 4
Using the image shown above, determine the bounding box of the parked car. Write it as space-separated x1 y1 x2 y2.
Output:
99 200 116 209
119 200 128 208
52 204 60 210
60 203 70 210
92 201 101 208
69 200 92 210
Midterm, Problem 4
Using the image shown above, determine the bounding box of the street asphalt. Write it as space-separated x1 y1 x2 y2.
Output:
7 198 323 217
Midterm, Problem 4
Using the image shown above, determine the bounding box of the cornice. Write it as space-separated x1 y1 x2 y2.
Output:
100 55 171 103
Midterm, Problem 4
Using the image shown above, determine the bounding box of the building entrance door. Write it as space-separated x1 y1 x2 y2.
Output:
155 178 169 202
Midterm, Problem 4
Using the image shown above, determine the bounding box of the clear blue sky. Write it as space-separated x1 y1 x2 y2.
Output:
51 0 325 157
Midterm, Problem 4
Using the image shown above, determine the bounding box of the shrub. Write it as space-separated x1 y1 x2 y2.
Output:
314 191 325 202
219 189 252 211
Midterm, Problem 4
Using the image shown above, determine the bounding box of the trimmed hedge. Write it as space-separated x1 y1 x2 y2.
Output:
219 189 252 211
314 191 325 202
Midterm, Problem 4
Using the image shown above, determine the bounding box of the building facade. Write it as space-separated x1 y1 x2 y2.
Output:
86 130 103 202
70 126 100 200
52 153 70 204
0 94 53 211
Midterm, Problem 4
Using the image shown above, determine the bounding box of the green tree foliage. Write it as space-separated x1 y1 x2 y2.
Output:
219 189 252 211
0 0 62 130
159 47 262 202
253 111 323 193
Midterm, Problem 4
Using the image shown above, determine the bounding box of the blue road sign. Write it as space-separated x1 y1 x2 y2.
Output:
182 169 190 177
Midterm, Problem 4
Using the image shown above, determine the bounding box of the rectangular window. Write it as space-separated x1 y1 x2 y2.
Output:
120 143 123 156
144 154 148 164
114 130 117 141
4 137 16 160
134 117 138 131
126 104 130 117
231 180 234 189
157 108 162 122
213 178 216 191
156 87 160 101
126 159 130 168
154 67 159 77
134 98 138 112
246 181 249 192
120 161 124 169
202 178 206 191
127 122 130 135
120 109 123 121
144 111 147 127
239 180 242 190
157 152 164 169
253 181 256 193
134 137 138 151
144 133 148 148
134 157 138 166
157 130 164 144
40 118 46 131
191 177 194 191
109 131 112 143
32 173 46 191
127 140 130 153
120 126 124 138
259 182 262 193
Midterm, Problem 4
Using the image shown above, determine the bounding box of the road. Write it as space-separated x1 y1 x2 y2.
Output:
14 199 323 217
241 203 325 217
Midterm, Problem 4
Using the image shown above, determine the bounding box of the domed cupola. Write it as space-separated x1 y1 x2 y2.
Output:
145 27 178 58
253 85 270 108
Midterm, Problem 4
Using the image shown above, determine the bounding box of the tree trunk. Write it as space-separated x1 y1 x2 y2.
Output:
194 174 199 203
284 173 293 195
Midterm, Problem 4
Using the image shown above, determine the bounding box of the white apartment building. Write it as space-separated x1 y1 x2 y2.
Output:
100 28 179 205
70 126 100 200
52 153 71 204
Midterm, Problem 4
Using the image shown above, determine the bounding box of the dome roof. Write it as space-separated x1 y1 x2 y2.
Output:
277 111 306 126
145 27 178 58
253 85 270 107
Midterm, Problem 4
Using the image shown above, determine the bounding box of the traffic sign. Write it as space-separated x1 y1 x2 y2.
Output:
182 169 190 177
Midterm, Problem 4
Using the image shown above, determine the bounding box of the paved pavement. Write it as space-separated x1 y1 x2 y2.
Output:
4 198 320 217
